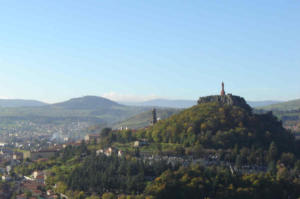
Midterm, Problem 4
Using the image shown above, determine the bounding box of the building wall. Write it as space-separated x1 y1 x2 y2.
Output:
23 151 31 159
25 151 56 160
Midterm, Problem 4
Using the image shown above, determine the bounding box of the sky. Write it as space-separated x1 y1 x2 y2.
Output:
0 0 299 103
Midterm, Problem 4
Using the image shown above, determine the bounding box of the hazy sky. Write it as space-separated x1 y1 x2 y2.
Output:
0 1 299 103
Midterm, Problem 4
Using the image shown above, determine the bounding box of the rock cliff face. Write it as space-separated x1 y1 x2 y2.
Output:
197 94 252 111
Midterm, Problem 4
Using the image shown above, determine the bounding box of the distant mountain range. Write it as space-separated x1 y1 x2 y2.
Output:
0 99 47 107
0 96 149 125
248 100 283 108
0 97 284 109
120 99 282 109
257 99 300 111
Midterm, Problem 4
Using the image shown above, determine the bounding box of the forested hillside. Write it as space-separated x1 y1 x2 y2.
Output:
139 102 296 153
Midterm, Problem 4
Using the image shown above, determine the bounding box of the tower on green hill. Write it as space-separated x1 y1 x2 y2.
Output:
197 82 252 112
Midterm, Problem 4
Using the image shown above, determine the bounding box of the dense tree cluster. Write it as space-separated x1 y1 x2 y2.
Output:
146 165 300 199
60 153 174 195
99 128 135 147
0 182 13 198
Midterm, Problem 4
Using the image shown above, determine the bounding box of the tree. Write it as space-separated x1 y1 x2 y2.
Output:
73 191 85 199
86 195 100 199
294 160 300 172
280 153 295 168
175 146 185 156
101 128 112 137
235 155 242 168
276 164 289 181
102 192 116 199
25 190 32 198
55 181 68 193
267 161 276 174
267 142 278 162
155 143 162 155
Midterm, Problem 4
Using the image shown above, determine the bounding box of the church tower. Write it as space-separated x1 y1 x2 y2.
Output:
220 82 225 96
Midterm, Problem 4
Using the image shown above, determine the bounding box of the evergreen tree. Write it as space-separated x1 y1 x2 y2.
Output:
267 141 278 162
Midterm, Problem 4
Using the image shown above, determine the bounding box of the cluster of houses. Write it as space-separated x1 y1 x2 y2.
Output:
0 145 58 198
84 133 103 144
96 147 123 157
133 139 148 147
15 170 58 199
0 131 152 198
0 148 23 182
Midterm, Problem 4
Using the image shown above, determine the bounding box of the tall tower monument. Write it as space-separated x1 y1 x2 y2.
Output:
220 82 225 96
152 108 157 125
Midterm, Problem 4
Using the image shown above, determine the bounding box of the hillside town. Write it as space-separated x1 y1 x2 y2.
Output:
0 136 270 199
0 120 90 151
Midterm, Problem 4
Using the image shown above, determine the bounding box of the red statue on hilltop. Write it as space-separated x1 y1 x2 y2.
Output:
220 82 225 96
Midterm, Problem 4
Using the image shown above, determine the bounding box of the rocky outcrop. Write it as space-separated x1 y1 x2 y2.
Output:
197 94 252 111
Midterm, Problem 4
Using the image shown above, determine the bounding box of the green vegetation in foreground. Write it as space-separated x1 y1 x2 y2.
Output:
146 165 300 199
14 141 300 199
14 101 300 198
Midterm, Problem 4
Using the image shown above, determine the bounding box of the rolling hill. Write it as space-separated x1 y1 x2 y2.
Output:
247 100 282 107
258 99 300 111
53 96 120 109
0 99 47 107
0 96 150 125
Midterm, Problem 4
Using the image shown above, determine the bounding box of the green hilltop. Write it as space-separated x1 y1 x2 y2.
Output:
138 94 296 153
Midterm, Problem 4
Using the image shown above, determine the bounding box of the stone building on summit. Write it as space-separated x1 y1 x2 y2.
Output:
198 82 252 111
